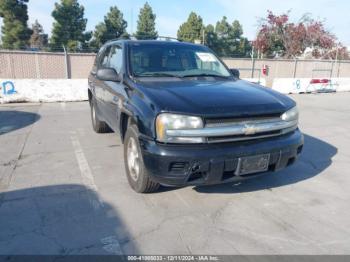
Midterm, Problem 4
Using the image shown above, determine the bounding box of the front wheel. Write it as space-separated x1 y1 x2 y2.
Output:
124 124 160 193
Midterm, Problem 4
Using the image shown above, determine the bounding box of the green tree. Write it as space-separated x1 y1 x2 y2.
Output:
0 0 32 49
204 24 218 50
29 20 48 50
237 37 251 57
215 17 250 57
231 20 243 39
177 12 204 43
50 0 91 51
228 20 250 57
135 2 158 40
214 16 231 55
90 6 128 50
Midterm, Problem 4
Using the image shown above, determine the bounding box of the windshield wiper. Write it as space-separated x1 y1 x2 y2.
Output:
181 73 229 78
136 72 182 78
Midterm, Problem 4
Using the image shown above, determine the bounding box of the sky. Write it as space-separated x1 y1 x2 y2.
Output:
1 0 349 45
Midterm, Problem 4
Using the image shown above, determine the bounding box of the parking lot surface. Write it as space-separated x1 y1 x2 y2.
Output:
1 93 350 255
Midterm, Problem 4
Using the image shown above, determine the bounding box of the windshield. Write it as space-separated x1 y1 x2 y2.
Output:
129 43 231 78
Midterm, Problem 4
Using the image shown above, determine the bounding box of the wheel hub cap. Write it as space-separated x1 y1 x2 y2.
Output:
92 104 96 123
127 137 140 181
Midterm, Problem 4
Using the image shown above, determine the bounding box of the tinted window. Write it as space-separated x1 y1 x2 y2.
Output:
109 45 123 73
129 43 231 77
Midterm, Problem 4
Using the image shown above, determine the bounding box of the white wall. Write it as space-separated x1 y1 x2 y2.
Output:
0 78 268 104
0 79 88 103
272 78 350 94
1 77 349 104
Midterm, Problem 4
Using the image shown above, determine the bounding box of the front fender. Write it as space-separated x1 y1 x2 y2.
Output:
122 91 158 140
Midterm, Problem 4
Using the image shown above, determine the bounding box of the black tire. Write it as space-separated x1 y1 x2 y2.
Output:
90 98 110 133
124 124 160 193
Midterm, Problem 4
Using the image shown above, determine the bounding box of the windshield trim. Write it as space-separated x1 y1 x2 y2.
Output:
181 73 230 79
135 72 183 78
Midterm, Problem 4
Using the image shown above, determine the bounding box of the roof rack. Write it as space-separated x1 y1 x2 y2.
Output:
105 37 130 43
156 36 181 42
104 36 183 45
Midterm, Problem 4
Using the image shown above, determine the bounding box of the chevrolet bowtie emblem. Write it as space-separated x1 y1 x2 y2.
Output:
244 125 258 135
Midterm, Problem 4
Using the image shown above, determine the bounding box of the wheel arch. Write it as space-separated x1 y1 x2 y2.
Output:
119 96 157 143
88 89 93 105
119 111 139 143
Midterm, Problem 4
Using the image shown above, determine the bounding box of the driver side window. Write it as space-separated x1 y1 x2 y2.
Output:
109 45 123 74
99 46 112 68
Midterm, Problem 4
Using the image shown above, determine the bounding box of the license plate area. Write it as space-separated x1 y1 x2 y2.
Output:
235 154 270 176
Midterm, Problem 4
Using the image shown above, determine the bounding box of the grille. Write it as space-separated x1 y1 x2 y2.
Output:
204 113 291 143
205 114 281 127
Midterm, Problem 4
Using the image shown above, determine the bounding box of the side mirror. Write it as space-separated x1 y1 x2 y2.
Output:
230 69 240 79
96 68 120 82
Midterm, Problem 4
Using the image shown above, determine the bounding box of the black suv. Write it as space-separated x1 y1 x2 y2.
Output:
88 40 303 193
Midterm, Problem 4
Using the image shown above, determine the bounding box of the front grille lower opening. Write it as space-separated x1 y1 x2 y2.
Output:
297 145 303 154
169 162 187 172
188 172 206 182
287 157 296 166
222 171 235 181
268 163 277 172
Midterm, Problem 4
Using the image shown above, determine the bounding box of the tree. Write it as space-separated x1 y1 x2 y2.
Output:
214 17 250 57
204 24 218 50
50 0 91 51
253 11 340 59
214 16 232 55
135 2 158 40
177 12 204 43
29 20 48 50
323 45 350 60
237 37 252 57
231 20 243 39
177 14 251 57
0 0 32 49
231 21 251 57
90 6 128 49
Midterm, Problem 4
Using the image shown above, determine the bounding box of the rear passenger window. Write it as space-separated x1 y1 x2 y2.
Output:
109 45 123 73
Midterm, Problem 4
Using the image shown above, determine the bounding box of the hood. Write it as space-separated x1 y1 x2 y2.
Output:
137 79 295 117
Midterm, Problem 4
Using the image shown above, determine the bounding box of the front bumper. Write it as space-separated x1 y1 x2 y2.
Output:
139 129 304 186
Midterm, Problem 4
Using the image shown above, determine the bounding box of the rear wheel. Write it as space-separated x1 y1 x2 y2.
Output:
90 98 110 133
124 124 160 193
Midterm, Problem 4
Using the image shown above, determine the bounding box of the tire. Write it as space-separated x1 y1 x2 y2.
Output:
124 124 160 193
90 98 110 133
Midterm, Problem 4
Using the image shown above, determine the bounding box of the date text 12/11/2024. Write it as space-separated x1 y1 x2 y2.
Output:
127 256 220 261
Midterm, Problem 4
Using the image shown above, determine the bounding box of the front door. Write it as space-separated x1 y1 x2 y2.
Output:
103 44 125 132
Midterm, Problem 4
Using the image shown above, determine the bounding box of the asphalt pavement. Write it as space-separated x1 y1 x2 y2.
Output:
0 93 350 255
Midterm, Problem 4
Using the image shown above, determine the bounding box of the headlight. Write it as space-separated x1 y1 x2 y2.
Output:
281 106 299 122
156 113 204 143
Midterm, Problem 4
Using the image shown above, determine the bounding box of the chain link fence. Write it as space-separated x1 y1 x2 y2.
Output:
223 57 350 86
1 50 350 86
